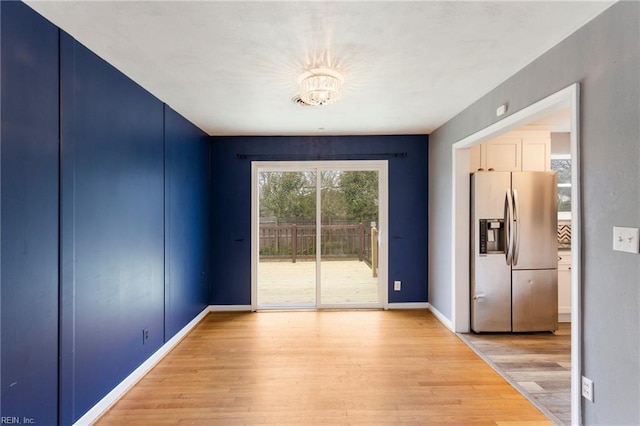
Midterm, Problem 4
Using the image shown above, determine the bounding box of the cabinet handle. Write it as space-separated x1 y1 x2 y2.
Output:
558 256 562 261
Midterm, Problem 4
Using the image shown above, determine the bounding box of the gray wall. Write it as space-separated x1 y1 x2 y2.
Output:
428 2 639 425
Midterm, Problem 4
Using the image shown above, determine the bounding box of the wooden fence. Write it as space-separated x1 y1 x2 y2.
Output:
259 223 376 269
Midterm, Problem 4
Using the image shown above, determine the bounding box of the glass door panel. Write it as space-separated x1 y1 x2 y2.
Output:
320 170 379 305
257 171 316 307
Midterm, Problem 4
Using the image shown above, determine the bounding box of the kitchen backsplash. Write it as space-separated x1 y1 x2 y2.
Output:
558 223 571 249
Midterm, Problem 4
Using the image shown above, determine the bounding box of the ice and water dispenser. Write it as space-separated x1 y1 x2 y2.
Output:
478 219 505 254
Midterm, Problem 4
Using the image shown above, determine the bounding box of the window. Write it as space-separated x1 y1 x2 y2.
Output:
550 154 571 219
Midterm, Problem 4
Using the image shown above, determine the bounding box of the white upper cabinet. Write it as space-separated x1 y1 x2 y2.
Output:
469 143 483 173
486 137 521 171
469 127 551 173
522 137 551 171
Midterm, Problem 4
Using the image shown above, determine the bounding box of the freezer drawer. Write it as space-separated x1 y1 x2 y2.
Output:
512 269 558 332
471 255 511 332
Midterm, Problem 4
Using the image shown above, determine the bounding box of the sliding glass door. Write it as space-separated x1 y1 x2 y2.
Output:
252 161 388 309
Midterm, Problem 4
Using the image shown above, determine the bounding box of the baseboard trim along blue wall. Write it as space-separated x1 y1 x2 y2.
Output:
72 306 211 426
72 302 431 424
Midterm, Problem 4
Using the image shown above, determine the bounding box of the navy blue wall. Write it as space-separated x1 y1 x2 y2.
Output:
59 32 166 423
210 135 428 305
0 2 59 423
164 106 210 339
1 3 211 424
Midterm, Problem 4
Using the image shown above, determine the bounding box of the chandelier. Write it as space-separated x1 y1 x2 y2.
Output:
298 68 344 106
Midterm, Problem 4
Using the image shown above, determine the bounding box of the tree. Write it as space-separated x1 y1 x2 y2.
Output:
339 171 378 224
259 171 315 221
259 170 379 225
320 171 345 221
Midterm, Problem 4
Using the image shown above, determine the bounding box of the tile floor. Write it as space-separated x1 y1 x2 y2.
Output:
458 323 571 425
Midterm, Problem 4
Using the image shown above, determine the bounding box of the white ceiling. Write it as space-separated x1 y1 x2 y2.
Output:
25 1 614 136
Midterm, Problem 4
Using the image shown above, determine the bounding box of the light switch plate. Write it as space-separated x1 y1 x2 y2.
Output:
613 226 639 253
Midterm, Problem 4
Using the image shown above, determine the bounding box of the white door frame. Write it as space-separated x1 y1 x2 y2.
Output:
450 83 582 425
251 160 389 310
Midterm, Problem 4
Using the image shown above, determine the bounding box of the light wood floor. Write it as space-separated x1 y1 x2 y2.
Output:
459 324 571 425
95 310 552 425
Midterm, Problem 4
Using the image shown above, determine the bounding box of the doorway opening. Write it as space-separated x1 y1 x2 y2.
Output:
451 83 581 424
251 161 388 310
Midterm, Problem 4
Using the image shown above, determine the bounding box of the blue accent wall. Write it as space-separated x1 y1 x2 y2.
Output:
164 105 210 339
0 2 59 423
210 135 428 305
1 3 211 424
59 32 166 423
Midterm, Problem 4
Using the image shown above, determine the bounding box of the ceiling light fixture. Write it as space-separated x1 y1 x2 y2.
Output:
298 68 344 106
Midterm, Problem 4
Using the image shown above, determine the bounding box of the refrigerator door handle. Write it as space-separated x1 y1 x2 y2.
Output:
512 188 520 265
504 189 514 265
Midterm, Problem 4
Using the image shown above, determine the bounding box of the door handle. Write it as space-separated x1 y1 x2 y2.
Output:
512 188 520 266
504 189 514 266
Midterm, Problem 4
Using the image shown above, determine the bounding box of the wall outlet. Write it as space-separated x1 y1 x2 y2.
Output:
394 280 401 291
142 328 150 345
582 376 594 402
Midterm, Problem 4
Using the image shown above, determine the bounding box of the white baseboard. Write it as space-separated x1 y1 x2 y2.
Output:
427 304 454 331
208 305 252 312
559 313 572 323
387 302 429 310
73 307 210 426
559 307 571 323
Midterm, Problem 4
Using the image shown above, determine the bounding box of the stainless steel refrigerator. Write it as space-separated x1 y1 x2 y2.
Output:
470 171 558 332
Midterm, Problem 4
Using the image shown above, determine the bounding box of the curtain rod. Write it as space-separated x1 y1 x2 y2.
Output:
236 152 408 160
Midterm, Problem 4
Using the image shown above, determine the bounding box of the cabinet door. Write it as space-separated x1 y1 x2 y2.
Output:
557 252 572 321
485 138 521 171
522 137 551 171
469 144 484 172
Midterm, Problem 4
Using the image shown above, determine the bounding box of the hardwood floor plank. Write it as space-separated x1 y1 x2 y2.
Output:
95 311 552 425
